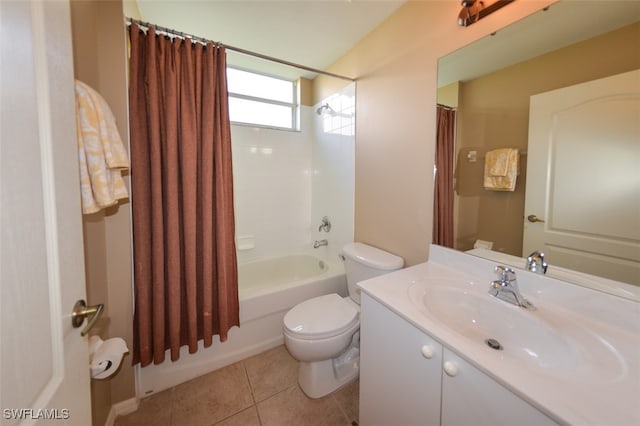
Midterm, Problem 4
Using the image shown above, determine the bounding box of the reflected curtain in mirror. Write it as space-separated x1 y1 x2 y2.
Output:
128 25 239 366
433 106 456 248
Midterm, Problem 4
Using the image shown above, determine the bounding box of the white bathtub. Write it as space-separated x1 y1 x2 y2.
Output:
135 253 347 397
240 254 328 295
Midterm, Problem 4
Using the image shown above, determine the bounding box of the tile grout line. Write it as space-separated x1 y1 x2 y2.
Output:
253 384 304 425
168 387 175 426
209 361 260 426
241 359 258 405
242 359 264 425
330 392 352 425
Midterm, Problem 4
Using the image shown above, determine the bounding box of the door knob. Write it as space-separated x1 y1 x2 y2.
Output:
527 214 545 223
71 300 104 336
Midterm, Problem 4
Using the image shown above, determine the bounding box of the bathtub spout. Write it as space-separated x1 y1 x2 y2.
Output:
313 239 328 248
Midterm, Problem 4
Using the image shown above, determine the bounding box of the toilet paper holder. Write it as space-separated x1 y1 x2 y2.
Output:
89 336 129 380
71 299 104 336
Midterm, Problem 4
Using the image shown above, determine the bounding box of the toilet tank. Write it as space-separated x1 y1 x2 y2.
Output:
341 242 404 304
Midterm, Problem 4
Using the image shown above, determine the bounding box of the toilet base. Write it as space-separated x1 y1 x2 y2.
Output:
298 346 360 399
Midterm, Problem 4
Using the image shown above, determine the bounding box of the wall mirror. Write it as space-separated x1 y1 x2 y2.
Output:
436 0 640 297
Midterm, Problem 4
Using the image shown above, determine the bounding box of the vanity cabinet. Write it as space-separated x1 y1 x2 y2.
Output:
360 294 557 426
441 349 556 426
360 293 442 426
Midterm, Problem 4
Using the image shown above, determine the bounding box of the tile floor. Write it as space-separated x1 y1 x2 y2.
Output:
115 345 359 426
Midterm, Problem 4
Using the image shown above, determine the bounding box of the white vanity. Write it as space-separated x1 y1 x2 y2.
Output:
358 245 640 426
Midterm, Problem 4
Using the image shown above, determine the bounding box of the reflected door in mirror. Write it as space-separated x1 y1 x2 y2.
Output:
523 69 640 285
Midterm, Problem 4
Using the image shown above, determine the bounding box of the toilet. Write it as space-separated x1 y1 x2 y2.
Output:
283 242 403 398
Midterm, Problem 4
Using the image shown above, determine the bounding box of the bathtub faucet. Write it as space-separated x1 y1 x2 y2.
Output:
318 216 331 232
313 239 328 248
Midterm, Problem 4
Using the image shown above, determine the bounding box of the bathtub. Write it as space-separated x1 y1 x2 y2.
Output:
135 253 347 397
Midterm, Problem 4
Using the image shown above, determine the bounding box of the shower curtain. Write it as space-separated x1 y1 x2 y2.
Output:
433 105 456 248
128 24 239 366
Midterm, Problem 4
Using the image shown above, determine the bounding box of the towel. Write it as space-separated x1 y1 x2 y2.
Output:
483 148 518 191
75 80 129 214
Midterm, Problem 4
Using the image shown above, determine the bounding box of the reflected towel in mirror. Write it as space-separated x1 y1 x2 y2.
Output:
483 148 518 191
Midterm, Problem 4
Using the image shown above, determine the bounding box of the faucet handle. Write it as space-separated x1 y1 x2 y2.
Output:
318 216 331 232
494 265 516 282
529 250 544 260
527 251 548 274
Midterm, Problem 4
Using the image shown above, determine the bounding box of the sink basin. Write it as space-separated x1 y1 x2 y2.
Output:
407 277 626 382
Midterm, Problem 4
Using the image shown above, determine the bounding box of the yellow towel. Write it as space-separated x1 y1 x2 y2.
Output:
75 80 129 214
483 148 518 191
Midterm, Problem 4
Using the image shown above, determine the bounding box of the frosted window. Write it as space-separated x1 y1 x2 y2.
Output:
229 97 293 129
227 67 297 130
227 68 294 103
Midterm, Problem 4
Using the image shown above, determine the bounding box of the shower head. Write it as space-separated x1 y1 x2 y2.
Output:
316 103 333 115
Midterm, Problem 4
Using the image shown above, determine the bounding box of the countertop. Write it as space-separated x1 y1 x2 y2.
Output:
357 245 640 426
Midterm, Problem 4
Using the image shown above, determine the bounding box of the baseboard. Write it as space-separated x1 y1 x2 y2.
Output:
104 397 139 426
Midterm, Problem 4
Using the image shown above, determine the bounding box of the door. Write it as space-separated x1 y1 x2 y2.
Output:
1 1 91 423
523 69 640 285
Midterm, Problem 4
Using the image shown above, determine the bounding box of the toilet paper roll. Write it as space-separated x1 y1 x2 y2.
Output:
473 239 494 250
89 336 128 380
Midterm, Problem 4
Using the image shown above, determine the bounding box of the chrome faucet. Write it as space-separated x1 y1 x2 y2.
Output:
318 216 331 233
313 239 328 248
489 266 535 310
526 251 548 274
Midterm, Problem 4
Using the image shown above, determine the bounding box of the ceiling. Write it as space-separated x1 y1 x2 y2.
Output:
131 1 639 84
133 0 406 80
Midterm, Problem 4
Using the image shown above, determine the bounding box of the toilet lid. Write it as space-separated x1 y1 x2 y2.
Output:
284 294 359 340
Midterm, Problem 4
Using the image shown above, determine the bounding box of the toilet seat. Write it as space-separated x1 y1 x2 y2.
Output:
283 294 358 340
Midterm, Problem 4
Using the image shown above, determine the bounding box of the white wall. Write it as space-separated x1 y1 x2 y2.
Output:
311 83 356 262
320 0 556 266
232 119 312 262
232 84 355 263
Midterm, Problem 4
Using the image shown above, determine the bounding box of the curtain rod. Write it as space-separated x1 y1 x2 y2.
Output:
437 103 457 110
125 17 356 82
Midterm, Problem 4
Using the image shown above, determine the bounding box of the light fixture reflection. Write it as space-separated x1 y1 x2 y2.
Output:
458 0 515 27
